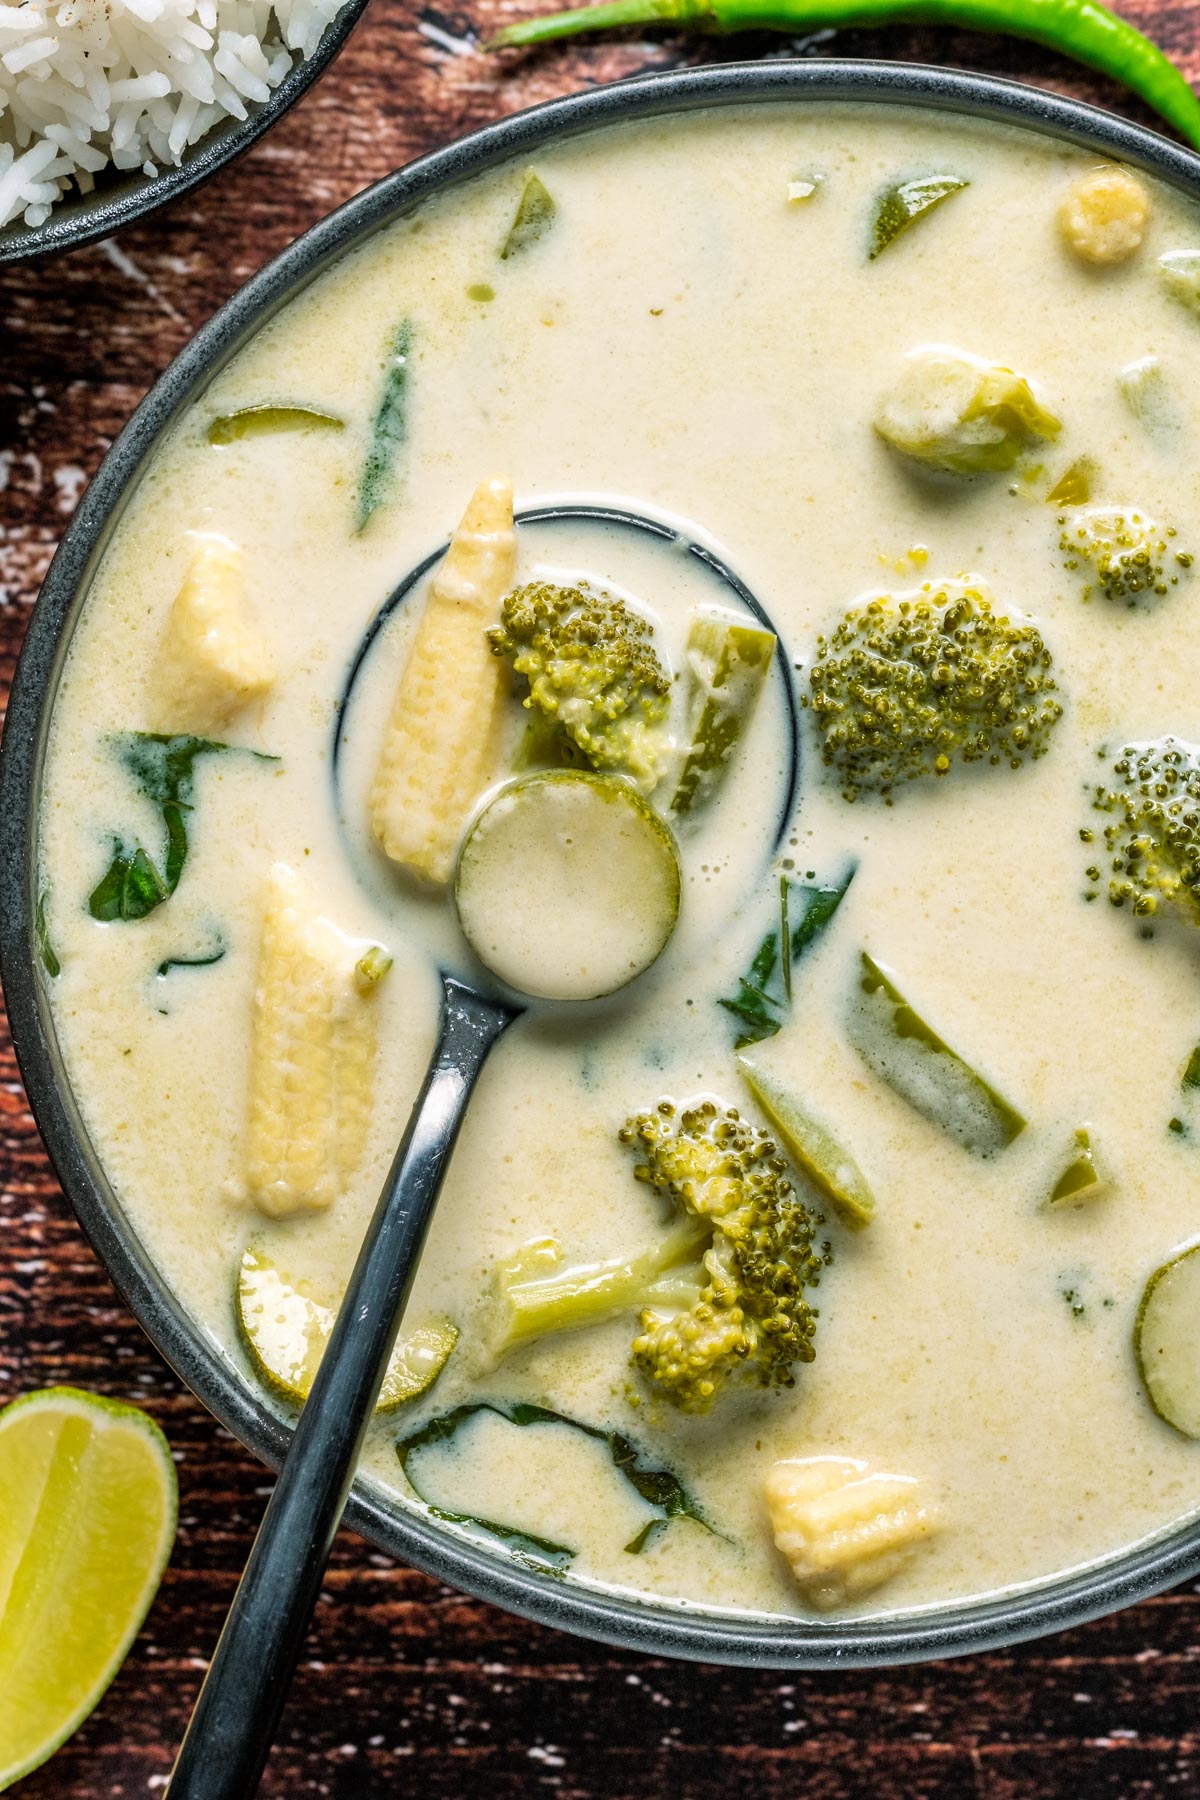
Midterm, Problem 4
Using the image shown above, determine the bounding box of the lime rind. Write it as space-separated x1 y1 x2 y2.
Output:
0 1387 176 1794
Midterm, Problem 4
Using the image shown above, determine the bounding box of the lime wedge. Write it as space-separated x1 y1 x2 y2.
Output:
236 1244 458 1410
0 1388 177 1792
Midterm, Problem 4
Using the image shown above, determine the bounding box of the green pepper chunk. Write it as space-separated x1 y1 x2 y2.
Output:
1047 1126 1106 1207
739 1056 876 1230
500 172 557 260
485 3 1200 157
869 174 969 259
354 945 394 992
671 613 775 818
849 951 1026 1155
1046 458 1095 508
207 405 344 444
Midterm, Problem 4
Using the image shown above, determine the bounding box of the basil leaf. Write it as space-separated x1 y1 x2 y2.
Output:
157 938 226 977
89 844 170 923
719 866 855 1047
87 734 274 924
749 928 779 990
396 1398 713 1569
36 889 60 978
789 868 855 961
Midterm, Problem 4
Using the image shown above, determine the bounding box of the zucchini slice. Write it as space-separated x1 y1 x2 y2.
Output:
1135 1243 1200 1437
455 770 681 1001
236 1245 457 1410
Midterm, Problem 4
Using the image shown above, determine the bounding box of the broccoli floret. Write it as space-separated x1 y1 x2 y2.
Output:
488 581 671 792
488 1099 829 1415
804 583 1062 802
1084 738 1200 922
1058 505 1193 605
873 346 1060 475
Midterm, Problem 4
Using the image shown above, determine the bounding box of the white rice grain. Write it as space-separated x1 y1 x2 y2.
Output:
0 0 345 228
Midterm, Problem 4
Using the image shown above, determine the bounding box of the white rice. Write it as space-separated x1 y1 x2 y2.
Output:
0 0 344 230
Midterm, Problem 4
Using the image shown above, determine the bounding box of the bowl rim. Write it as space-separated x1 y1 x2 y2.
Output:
0 0 369 266
5 58 1200 1668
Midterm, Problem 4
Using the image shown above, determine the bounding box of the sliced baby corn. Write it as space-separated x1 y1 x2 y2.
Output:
246 863 381 1219
764 1455 943 1609
369 476 516 885
153 534 275 732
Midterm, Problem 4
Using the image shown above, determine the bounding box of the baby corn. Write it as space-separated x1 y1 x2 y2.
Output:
154 534 275 732
369 476 516 885
764 1455 943 1608
246 863 378 1218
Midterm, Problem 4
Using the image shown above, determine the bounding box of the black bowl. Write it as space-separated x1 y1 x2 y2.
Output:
0 0 369 265
4 60 1200 1666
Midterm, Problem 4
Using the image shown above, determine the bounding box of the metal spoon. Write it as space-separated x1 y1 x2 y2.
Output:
166 972 519 1800
167 501 781 1795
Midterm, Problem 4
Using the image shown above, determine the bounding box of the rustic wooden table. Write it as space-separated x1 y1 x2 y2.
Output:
4 8 1200 1795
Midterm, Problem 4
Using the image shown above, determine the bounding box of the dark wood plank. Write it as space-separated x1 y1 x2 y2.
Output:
4 6 1200 1795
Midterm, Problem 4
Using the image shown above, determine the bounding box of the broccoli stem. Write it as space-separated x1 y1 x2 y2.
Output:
495 1216 709 1358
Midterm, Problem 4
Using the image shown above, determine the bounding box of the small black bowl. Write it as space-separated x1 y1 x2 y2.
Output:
6 60 1200 1666
0 0 369 266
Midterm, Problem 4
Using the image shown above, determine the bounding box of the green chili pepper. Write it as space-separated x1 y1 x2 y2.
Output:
486 0 1200 153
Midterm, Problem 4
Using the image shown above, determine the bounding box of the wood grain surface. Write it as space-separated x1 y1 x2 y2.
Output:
4 7 1200 1795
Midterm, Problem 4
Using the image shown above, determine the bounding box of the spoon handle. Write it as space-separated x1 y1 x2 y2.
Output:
167 975 518 1800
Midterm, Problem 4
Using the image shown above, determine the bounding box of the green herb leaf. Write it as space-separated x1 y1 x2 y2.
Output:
208 405 344 444
396 1398 712 1569
356 318 413 532
870 175 969 260
500 172 556 261
35 889 60 978
87 734 273 924
789 872 855 960
719 867 855 1048
157 938 227 977
718 982 784 1047
89 844 170 923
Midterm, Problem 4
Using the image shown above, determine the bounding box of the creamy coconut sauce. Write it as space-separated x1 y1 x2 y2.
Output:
37 103 1200 1619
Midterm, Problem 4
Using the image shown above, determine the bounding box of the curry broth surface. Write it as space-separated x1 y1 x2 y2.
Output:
38 103 1200 1619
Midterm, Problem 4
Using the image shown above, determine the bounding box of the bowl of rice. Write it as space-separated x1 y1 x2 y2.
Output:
0 0 368 263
